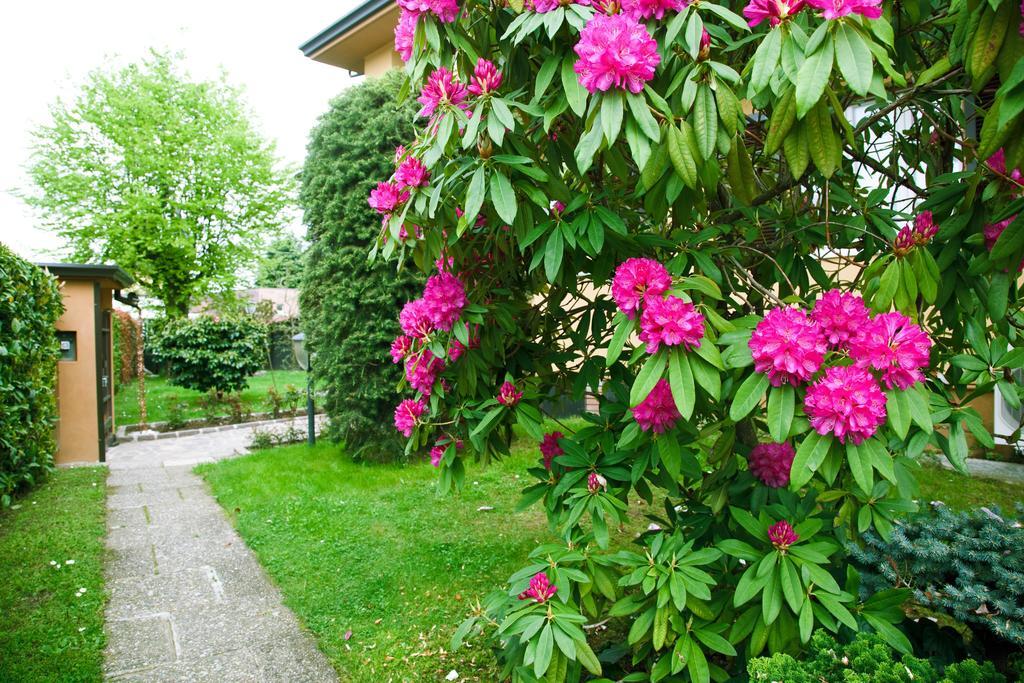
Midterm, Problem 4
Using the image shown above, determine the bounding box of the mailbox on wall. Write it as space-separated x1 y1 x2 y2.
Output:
38 263 134 465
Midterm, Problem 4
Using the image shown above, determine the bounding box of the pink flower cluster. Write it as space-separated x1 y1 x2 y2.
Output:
805 0 881 19
391 335 413 363
632 379 681 433
430 438 463 467
529 0 590 12
540 431 564 470
422 272 467 331
768 520 798 549
612 257 672 319
395 152 430 190
987 149 1023 186
406 350 445 396
397 0 459 23
394 9 418 62
748 442 795 488
621 0 687 20
467 58 502 96
587 471 608 494
497 381 523 407
518 572 557 603
743 0 805 26
639 296 705 354
573 13 660 94
751 291 932 444
417 67 469 118
804 366 887 444
892 212 938 257
749 306 827 387
368 182 409 215
394 398 426 437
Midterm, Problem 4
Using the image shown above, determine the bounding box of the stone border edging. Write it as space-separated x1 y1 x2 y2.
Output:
926 453 1024 485
115 414 326 443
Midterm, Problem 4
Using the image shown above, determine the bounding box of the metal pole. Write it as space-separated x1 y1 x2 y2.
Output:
306 358 315 446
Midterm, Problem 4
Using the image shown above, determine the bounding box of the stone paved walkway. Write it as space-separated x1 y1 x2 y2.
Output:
103 417 336 682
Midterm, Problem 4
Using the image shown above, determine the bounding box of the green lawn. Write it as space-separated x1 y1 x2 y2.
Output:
916 463 1023 513
197 441 1024 681
116 369 308 426
0 467 108 682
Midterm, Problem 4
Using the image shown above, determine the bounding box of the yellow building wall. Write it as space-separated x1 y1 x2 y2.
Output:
54 281 100 464
364 43 403 77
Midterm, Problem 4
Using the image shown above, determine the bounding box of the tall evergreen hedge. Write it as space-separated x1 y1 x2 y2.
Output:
300 72 421 457
0 246 63 504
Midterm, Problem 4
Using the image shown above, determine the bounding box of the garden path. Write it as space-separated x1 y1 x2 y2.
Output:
102 416 336 682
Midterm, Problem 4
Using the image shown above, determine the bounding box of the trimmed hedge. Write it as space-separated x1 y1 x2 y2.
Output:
150 316 266 396
0 247 63 504
300 71 422 457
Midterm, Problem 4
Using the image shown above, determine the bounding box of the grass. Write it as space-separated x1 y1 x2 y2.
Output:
115 369 308 426
0 467 108 682
197 440 1024 681
197 440 646 681
916 463 1023 513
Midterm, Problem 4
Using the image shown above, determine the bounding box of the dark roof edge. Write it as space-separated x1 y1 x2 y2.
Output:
37 262 135 288
299 0 393 57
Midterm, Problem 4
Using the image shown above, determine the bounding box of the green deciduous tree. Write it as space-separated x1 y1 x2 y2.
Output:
300 71 422 457
23 51 293 318
255 235 306 289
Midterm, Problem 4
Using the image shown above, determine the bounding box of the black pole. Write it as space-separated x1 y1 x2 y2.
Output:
306 358 315 446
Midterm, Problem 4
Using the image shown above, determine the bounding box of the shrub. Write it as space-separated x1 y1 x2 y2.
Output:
748 630 1004 682
851 505 1024 649
376 0 1024 677
150 316 265 396
112 309 142 387
299 71 422 457
0 247 63 504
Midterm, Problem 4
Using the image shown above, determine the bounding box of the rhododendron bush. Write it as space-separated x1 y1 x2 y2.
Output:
369 0 1024 676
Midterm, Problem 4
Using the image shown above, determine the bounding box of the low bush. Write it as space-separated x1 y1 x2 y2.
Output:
748 630 1004 682
0 247 63 505
850 504 1024 651
112 309 141 388
150 316 265 396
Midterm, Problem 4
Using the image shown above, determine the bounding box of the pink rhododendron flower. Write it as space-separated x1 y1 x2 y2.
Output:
768 520 799 549
748 442 795 488
530 0 591 12
639 296 705 354
621 0 687 20
417 68 469 118
399 298 434 339
804 366 887 444
395 155 430 189
805 0 881 19
390 335 413 363
497 381 523 406
394 398 426 437
611 258 672 318
587 471 608 494
984 216 1016 250
467 58 502 95
430 445 445 467
986 149 1022 184
811 289 870 351
394 9 418 62
405 349 445 395
632 379 681 434
573 14 660 95
368 181 409 215
743 0 805 26
397 0 459 22
749 306 826 387
849 312 932 390
540 432 564 470
518 572 557 603
892 225 914 256
913 211 938 245
422 272 466 331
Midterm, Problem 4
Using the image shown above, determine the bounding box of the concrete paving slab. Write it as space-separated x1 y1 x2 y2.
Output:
103 417 334 681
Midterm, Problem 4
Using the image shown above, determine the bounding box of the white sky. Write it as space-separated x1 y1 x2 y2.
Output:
0 1 364 261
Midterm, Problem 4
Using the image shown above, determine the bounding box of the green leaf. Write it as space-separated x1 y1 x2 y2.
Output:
489 169 517 224
886 389 910 440
470 406 505 438
606 312 632 367
751 27 783 94
767 385 795 442
945 419 969 474
790 431 832 489
669 350 696 420
626 91 660 142
575 639 603 676
991 216 1024 263
779 557 804 614
631 350 668 406
602 91 625 145
694 628 737 657
694 86 718 160
686 638 711 683
575 121 604 174
463 166 486 232
907 385 932 431
668 123 698 188
863 613 913 656
561 56 587 117
729 372 769 421
534 623 554 677
834 24 872 95
846 442 874 495
799 598 813 643
544 229 564 282
795 37 834 118
873 260 899 311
